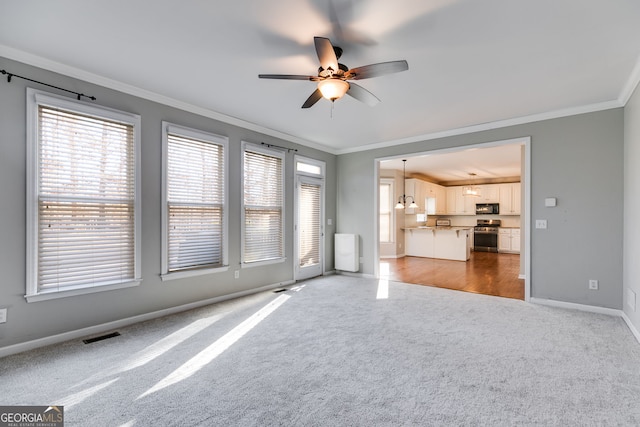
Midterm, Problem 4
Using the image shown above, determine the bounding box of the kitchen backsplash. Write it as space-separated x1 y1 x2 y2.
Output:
405 214 521 228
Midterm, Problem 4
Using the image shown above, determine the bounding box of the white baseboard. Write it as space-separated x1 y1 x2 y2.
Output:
0 280 295 359
621 312 640 343
530 297 622 317
530 297 640 345
336 271 377 279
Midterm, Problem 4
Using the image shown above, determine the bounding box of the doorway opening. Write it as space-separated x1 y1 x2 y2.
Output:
375 137 531 301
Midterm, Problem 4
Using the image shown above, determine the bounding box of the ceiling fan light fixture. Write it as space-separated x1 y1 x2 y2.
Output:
318 79 349 101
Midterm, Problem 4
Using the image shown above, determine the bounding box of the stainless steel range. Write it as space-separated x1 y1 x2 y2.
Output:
474 219 501 252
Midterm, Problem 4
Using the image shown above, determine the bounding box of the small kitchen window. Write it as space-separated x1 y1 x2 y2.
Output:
380 179 394 243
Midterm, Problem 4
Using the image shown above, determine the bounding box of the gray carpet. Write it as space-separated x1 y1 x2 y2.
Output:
1 275 640 426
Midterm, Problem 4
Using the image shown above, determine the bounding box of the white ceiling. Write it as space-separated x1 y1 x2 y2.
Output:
380 143 523 183
1 0 640 156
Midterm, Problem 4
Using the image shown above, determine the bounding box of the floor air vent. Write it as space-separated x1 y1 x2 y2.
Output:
83 332 121 344
273 288 287 293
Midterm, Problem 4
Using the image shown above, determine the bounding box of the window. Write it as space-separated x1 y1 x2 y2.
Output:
242 144 285 265
26 89 141 301
161 123 228 278
380 179 394 243
296 159 323 176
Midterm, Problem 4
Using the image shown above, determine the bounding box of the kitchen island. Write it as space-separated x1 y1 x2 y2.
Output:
404 227 472 261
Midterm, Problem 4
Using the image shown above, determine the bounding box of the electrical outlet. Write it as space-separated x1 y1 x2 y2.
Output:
0 308 7 324
234 270 239 279
589 279 599 290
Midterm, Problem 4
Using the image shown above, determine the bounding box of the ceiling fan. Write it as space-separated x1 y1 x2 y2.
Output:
259 36 409 109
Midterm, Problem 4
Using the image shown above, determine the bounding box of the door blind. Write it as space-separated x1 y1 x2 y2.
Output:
243 149 283 263
298 182 321 267
167 133 224 271
38 105 135 290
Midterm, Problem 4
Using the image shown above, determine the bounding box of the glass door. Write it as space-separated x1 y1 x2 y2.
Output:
295 176 324 280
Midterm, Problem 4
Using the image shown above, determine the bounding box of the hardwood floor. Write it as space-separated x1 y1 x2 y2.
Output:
381 252 524 300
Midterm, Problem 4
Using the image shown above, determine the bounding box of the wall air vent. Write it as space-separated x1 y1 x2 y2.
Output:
82 332 121 344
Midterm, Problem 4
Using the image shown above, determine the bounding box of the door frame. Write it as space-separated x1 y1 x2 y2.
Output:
373 136 532 301
294 156 326 281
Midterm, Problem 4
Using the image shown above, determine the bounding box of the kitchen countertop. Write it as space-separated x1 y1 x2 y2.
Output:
403 226 473 230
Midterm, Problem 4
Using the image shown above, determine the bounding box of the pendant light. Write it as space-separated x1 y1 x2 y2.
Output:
462 172 482 197
395 159 419 209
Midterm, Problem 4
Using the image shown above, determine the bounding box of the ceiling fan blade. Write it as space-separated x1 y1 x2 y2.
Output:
346 82 380 107
314 37 339 72
302 89 323 109
258 74 318 81
345 60 409 80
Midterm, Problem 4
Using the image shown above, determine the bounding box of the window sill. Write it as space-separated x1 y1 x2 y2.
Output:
25 280 142 303
161 265 230 281
241 257 286 269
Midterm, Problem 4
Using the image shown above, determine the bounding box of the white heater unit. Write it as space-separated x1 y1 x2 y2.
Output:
335 234 359 272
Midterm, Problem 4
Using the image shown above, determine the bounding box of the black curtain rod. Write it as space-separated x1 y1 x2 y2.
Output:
261 142 297 153
1 69 96 101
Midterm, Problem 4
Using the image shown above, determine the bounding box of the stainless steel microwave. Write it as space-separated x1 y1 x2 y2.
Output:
476 203 499 215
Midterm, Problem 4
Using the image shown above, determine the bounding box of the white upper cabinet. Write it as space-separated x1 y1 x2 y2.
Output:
477 185 499 203
434 185 447 214
404 179 419 213
406 179 446 215
446 186 476 215
499 182 521 215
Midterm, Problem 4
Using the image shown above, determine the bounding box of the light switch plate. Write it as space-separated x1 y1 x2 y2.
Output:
535 220 547 229
0 308 7 324
545 197 557 207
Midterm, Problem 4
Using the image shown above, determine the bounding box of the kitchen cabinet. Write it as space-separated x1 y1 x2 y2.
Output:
498 228 520 253
405 228 434 257
434 228 470 261
406 179 446 215
499 182 521 215
446 186 476 215
434 185 447 214
424 182 446 215
405 227 470 261
404 179 420 213
477 185 500 203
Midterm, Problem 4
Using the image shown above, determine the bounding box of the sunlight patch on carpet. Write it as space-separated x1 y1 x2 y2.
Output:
59 378 120 409
377 263 390 299
137 294 291 399
376 279 389 299
122 314 224 372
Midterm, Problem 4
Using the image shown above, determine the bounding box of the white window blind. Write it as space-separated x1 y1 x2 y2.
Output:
166 133 224 272
243 148 284 263
36 104 136 292
298 182 321 267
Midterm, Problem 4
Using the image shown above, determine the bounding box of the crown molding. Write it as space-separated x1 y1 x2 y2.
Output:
2 44 634 158
0 45 338 155
336 100 623 155
619 54 640 106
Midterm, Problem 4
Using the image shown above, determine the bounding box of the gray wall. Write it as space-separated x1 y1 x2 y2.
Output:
337 109 624 309
624 83 640 331
0 57 336 348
